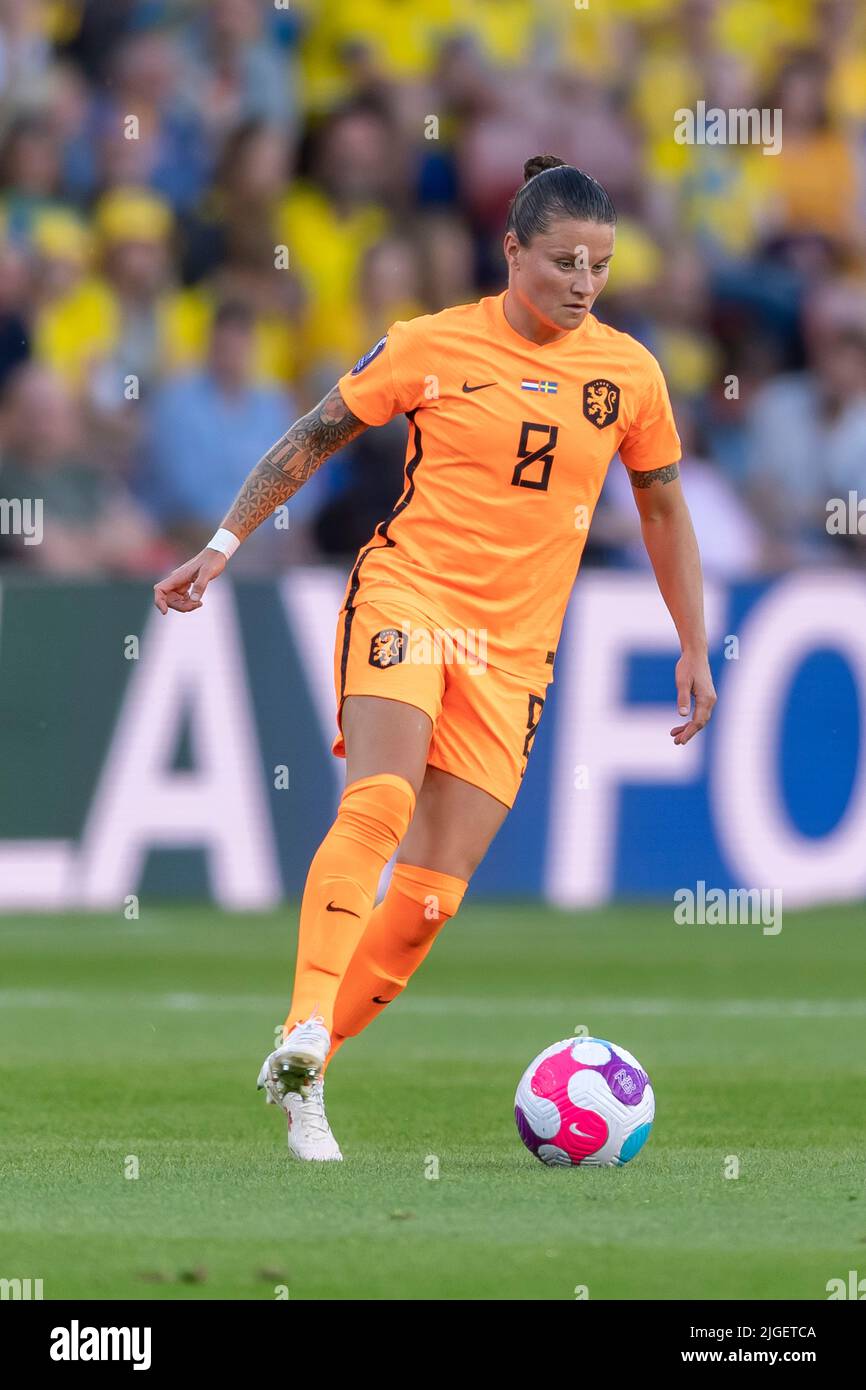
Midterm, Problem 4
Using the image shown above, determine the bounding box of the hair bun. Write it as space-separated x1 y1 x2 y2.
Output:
523 154 567 183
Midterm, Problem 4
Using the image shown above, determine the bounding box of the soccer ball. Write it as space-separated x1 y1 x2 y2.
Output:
514 1036 654 1167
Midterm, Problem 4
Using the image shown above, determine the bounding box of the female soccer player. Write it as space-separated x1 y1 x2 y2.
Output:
154 156 717 1161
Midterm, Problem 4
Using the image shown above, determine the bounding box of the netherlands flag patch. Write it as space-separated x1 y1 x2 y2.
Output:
521 379 558 394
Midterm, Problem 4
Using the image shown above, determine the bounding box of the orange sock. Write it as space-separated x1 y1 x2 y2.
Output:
284 774 416 1035
324 861 468 1070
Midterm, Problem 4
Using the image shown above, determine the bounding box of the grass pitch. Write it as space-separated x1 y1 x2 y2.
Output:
0 900 863 1300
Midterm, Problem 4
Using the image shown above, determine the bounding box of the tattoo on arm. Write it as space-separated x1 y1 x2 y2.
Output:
628 462 680 489
221 385 367 540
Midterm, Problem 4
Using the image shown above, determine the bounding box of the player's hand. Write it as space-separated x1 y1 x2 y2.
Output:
671 651 716 746
153 548 227 614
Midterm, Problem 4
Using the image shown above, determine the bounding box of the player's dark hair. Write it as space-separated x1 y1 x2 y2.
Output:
506 155 617 244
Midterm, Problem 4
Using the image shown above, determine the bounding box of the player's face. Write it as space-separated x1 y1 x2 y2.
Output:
505 219 615 334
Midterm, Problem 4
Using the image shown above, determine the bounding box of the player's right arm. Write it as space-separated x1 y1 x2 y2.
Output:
153 384 367 613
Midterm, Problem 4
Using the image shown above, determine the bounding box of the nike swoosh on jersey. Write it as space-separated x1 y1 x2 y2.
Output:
462 380 497 392
326 901 361 917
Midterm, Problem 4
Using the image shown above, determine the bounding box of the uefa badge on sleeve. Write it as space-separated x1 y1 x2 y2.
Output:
351 334 388 375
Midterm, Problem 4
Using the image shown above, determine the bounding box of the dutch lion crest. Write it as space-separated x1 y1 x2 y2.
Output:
369 628 406 668
582 378 620 430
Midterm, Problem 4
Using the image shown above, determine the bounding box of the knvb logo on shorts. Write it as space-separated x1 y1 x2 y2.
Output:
369 624 488 674
0 496 43 544
582 379 620 430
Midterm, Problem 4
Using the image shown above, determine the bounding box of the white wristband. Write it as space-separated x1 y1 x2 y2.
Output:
207 527 240 560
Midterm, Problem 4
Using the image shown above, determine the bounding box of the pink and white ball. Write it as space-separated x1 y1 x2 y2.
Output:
515 1036 654 1167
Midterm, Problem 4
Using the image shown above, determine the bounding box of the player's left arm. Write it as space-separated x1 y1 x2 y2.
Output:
628 463 717 746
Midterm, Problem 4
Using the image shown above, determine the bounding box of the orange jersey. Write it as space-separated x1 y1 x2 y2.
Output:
336 291 681 684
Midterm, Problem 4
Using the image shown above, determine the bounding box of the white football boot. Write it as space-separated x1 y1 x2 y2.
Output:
282 1079 343 1162
258 1011 331 1099
257 1012 343 1161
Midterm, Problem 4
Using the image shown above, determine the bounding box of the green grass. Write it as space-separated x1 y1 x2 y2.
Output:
0 901 864 1300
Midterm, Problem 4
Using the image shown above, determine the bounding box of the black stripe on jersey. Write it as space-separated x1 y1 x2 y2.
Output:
338 409 423 705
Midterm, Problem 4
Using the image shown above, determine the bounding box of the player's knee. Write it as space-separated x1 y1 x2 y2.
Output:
410 849 479 886
337 773 416 859
391 859 470 920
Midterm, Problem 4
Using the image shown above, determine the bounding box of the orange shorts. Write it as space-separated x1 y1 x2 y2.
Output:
331 593 551 809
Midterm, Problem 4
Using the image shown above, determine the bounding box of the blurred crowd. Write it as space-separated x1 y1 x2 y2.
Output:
0 0 865 578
